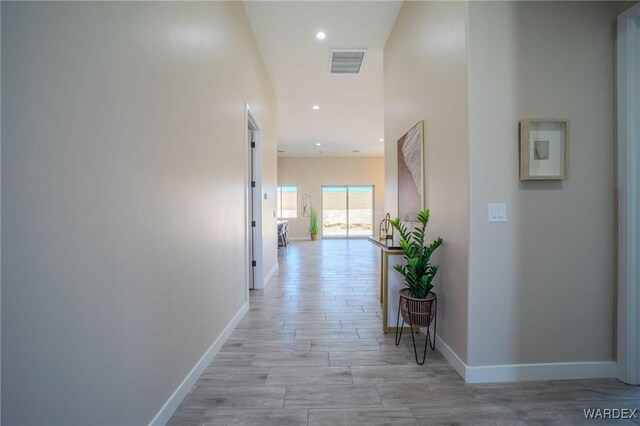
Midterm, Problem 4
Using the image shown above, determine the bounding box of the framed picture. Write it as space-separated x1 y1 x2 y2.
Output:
301 194 311 217
520 119 569 180
397 121 425 221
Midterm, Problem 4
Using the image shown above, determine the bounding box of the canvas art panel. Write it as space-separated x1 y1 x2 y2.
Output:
397 121 424 221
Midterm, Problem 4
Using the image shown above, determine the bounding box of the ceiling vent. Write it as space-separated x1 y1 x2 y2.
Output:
330 49 367 75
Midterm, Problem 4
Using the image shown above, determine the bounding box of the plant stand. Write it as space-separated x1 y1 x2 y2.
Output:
395 289 437 365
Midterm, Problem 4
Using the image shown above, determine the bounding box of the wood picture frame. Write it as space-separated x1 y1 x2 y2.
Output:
520 119 569 180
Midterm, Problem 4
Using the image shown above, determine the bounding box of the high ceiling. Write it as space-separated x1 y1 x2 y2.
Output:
244 1 401 157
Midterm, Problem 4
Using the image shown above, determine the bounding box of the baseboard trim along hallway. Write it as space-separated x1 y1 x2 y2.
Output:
434 335 467 380
465 361 617 384
264 263 279 287
435 335 616 383
149 302 249 426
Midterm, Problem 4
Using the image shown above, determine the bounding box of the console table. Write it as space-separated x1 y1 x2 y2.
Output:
367 236 415 334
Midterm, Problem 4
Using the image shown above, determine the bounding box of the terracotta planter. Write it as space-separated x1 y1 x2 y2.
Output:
310 234 318 241
398 288 437 328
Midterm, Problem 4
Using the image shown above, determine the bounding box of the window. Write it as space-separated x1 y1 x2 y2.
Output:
277 185 298 218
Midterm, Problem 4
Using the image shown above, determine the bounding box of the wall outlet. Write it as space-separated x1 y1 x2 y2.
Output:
488 202 507 223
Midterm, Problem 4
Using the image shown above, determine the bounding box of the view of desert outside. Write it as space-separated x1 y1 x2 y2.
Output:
277 186 298 218
322 186 374 237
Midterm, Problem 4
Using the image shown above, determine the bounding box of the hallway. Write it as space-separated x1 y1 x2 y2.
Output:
169 240 639 425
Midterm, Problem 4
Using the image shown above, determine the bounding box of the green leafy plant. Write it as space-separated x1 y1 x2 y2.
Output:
309 207 319 235
390 210 443 299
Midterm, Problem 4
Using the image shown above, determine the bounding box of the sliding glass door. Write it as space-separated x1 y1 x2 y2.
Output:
348 186 374 236
322 186 374 238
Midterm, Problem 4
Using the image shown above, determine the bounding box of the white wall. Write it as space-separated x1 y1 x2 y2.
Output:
1 2 276 424
277 156 384 239
385 0 621 376
384 1 470 362
466 1 618 367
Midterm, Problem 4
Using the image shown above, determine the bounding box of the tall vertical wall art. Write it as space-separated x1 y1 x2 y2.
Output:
397 121 425 221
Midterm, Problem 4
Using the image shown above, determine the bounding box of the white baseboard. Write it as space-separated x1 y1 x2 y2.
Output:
264 263 278 286
465 360 617 383
435 334 467 380
254 262 278 290
434 334 616 384
288 237 310 241
149 302 249 426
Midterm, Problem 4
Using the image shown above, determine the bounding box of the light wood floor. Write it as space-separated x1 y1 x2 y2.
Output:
169 239 639 425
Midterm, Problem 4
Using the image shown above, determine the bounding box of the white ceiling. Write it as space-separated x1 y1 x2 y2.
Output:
243 1 401 157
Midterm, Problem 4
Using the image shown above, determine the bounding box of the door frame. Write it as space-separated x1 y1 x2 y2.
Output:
245 104 264 298
616 2 640 385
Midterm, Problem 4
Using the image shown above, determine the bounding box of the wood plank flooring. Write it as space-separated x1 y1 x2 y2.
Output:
169 239 639 425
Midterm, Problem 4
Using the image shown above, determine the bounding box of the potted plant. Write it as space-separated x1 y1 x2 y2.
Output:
309 207 319 241
390 209 442 364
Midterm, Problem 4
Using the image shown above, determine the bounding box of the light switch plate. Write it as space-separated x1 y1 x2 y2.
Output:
488 203 507 223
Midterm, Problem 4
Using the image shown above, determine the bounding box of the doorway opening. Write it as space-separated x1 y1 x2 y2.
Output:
246 105 263 293
321 185 374 238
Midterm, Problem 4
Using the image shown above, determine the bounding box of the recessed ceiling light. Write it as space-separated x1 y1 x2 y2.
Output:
315 143 321 146
379 138 384 142
316 31 326 40
312 105 320 110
